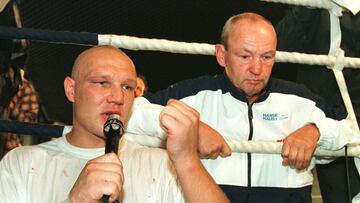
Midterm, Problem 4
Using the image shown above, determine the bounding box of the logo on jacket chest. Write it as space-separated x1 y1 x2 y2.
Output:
262 113 288 121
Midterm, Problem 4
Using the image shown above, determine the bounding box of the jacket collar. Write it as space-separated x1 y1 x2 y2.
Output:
221 72 271 104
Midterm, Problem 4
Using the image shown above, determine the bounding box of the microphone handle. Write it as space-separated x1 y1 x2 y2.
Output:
101 120 123 203
104 131 120 154
101 195 110 203
102 130 117 203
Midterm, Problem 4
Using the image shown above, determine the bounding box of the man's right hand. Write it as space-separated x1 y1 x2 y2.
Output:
69 153 124 203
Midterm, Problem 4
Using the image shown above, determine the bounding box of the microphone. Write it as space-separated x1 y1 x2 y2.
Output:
104 114 124 154
102 114 124 203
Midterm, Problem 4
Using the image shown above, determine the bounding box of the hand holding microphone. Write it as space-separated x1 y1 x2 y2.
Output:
69 114 124 203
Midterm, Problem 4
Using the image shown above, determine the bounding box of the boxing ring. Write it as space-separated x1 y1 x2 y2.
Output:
1 0 360 201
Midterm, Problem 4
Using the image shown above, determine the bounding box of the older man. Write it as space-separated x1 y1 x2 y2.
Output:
133 13 360 203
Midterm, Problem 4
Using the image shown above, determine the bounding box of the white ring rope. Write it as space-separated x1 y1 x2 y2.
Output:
124 133 360 158
327 8 359 133
98 35 360 68
98 35 215 55
275 51 360 68
227 140 360 158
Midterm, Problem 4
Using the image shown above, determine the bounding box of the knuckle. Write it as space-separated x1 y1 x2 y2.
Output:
108 182 119 194
85 162 96 171
183 118 192 128
115 173 123 185
304 157 312 163
193 110 200 118
201 148 212 155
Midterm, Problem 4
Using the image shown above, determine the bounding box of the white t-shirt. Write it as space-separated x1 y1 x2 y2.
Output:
0 133 184 203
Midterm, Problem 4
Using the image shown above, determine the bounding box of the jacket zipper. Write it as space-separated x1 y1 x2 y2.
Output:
247 103 254 188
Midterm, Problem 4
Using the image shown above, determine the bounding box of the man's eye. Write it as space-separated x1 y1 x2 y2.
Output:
122 85 135 91
262 55 274 60
240 55 250 60
97 81 108 86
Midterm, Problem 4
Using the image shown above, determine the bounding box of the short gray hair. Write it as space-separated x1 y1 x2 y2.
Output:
220 12 274 50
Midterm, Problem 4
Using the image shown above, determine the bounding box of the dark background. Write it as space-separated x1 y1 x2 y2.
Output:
14 0 291 124
3 2 360 201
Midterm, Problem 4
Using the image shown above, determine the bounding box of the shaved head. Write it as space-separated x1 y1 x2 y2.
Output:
220 12 276 50
71 46 136 80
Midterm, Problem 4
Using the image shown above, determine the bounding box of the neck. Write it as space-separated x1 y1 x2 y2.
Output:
66 128 105 148
246 89 266 105
247 96 258 105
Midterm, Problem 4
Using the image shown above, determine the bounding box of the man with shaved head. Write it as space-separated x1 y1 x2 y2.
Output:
0 46 229 203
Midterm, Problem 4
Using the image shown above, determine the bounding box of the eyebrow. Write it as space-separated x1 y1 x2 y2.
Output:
124 79 137 85
87 75 136 83
262 50 276 55
241 48 275 55
85 70 111 77
86 75 111 80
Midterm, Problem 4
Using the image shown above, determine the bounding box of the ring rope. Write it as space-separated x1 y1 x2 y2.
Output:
1 119 359 158
275 51 360 68
0 26 360 68
0 26 98 46
98 35 215 55
327 9 359 132
127 133 360 158
227 140 360 158
0 119 63 137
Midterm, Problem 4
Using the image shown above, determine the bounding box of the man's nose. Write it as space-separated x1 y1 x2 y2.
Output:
249 57 262 75
107 87 124 105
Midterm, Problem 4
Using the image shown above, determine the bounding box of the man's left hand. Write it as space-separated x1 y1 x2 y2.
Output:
281 123 320 170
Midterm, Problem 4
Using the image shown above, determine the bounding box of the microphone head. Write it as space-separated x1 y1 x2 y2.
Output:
108 114 120 120
104 114 123 133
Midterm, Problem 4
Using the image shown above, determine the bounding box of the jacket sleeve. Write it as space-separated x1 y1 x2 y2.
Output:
300 99 360 164
125 97 167 147
311 111 360 151
288 82 360 151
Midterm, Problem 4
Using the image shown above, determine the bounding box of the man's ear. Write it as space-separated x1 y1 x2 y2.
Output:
64 76 75 102
215 44 226 68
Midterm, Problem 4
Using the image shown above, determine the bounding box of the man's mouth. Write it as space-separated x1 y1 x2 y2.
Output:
103 112 121 121
247 79 261 85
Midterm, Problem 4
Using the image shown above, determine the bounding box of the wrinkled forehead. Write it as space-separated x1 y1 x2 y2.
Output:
232 19 276 37
75 47 137 80
83 64 137 81
228 20 277 49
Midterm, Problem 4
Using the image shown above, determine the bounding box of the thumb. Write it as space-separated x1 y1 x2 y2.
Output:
220 142 232 158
